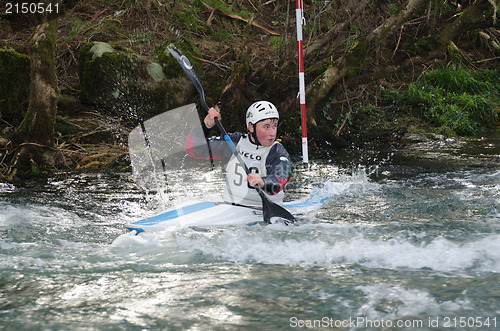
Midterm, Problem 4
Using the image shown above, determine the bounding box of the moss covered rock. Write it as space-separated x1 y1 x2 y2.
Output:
79 41 194 122
0 49 30 125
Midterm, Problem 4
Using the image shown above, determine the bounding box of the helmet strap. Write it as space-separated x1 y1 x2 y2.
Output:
251 130 261 146
248 123 262 146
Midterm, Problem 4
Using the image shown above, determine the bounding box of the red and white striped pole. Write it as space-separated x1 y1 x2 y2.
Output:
296 0 309 166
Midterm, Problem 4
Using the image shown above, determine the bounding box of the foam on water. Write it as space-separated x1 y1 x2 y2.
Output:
355 283 473 320
164 226 500 273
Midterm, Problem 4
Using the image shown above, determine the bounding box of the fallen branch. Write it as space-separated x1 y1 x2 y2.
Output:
192 55 230 71
475 56 500 63
201 1 280 36
336 107 352 136
19 142 56 150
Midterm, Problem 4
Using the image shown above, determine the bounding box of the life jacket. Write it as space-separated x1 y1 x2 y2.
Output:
223 135 284 207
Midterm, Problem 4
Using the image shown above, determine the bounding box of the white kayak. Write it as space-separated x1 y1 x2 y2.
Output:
127 188 330 233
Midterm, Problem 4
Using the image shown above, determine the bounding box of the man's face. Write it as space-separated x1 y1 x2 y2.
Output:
249 118 278 147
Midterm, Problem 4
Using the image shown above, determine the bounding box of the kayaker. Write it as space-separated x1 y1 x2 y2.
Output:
185 101 293 208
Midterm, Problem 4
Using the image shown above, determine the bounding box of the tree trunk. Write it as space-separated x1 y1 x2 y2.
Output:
9 13 59 178
306 0 428 118
432 0 498 50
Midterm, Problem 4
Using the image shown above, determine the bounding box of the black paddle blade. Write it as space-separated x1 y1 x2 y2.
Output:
167 44 195 75
257 188 296 225
167 44 209 111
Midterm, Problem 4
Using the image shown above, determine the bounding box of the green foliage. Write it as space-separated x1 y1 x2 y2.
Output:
387 3 399 15
172 1 205 33
359 104 380 116
344 25 361 53
30 164 40 176
1 41 15 51
321 102 333 121
215 27 233 41
422 66 491 94
103 20 125 36
68 17 125 42
335 111 352 130
170 0 254 37
268 36 292 51
201 0 251 19
381 67 499 136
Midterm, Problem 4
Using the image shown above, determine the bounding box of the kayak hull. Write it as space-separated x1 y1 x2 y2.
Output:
127 188 330 233
127 201 263 233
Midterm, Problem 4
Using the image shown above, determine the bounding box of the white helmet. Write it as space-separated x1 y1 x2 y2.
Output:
245 101 279 128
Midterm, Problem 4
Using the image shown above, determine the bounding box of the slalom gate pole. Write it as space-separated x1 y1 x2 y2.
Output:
296 0 309 167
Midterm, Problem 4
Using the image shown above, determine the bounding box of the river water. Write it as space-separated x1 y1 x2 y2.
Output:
0 144 499 330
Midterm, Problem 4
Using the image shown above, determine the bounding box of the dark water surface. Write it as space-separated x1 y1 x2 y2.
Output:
1 143 499 330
